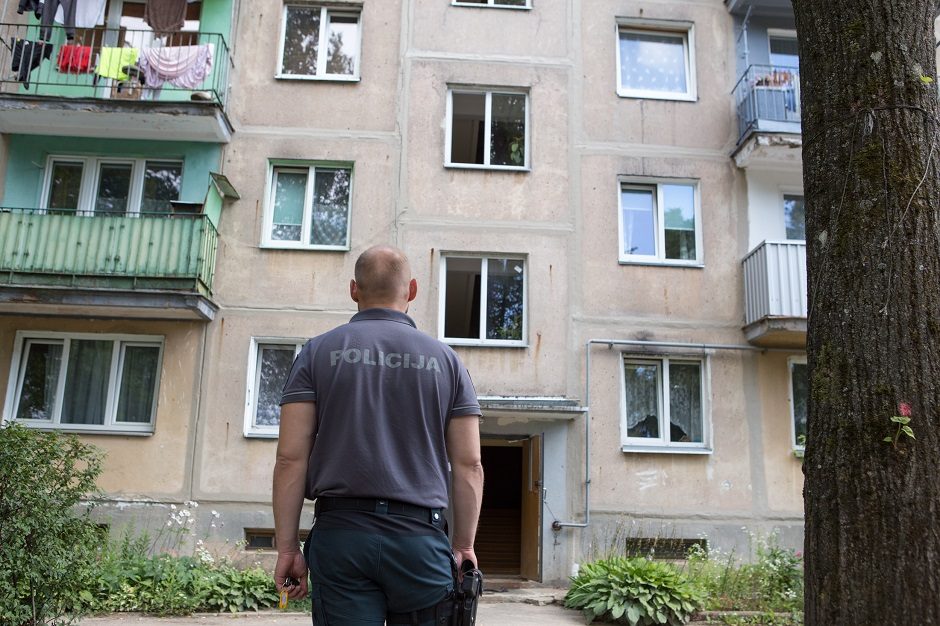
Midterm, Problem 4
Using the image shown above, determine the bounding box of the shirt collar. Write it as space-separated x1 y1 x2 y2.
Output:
350 308 417 328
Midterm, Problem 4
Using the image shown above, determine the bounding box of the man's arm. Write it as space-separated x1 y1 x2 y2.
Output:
446 414 484 573
272 401 317 599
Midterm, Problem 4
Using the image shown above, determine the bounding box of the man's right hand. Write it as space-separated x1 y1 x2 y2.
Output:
453 547 478 581
274 550 309 600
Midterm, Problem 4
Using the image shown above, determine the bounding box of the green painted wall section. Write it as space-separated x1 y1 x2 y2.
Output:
2 135 222 217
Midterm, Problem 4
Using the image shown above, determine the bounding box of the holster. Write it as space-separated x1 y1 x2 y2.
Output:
452 561 484 626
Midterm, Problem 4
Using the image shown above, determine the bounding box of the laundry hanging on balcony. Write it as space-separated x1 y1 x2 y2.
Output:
139 43 213 97
54 0 107 30
143 0 188 32
95 47 140 81
10 39 54 90
16 0 43 20
39 0 77 41
57 44 94 73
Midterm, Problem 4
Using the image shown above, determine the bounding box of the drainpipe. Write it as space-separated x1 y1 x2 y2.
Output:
551 338 783 531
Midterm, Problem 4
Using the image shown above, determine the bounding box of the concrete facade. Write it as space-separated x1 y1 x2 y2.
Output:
0 0 811 584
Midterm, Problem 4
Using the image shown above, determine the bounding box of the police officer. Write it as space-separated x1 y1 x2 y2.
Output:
272 245 484 625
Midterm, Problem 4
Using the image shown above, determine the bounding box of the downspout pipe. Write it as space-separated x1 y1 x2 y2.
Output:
551 337 784 531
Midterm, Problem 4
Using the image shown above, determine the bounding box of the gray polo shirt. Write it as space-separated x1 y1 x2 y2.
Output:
280 308 481 509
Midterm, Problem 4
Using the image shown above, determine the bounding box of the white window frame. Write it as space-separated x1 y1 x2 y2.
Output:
2 331 164 435
276 5 362 81
40 156 184 216
620 354 712 454
618 177 703 266
244 338 305 438
779 188 806 243
615 19 696 101
261 160 354 251
452 0 531 9
438 253 528 347
444 88 531 171
767 28 799 68
788 356 808 452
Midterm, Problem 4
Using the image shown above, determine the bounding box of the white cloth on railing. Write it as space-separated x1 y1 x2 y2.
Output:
139 43 214 97
55 0 106 29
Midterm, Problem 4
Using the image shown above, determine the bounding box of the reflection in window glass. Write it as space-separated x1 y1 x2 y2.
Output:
619 30 688 95
94 164 133 215
255 345 297 427
485 258 524 340
272 169 307 241
47 161 83 211
663 184 696 260
116 346 160 423
784 194 805 240
490 94 526 166
15 341 63 421
141 162 182 213
791 361 808 446
281 6 320 75
61 340 113 425
326 14 358 75
668 362 702 442
311 168 350 246
625 363 660 439
621 188 656 256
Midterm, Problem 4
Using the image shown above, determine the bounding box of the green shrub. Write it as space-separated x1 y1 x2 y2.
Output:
0 423 103 626
564 556 703 625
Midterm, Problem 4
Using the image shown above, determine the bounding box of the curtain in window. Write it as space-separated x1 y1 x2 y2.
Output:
272 170 307 241
61 340 112 425
15 342 62 421
668 362 702 442
619 31 687 93
116 345 160 423
310 168 350 246
255 346 296 427
625 362 659 438
621 188 656 256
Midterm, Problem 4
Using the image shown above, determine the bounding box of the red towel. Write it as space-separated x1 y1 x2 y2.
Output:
57 45 93 73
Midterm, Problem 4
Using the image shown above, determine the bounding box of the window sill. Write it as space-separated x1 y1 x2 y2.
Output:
445 339 528 348
451 2 532 9
245 430 279 440
618 259 704 268
616 89 697 102
621 444 712 455
444 163 530 173
274 74 361 83
260 243 350 252
12 421 154 436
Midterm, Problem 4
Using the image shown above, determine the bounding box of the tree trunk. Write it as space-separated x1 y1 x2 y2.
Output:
791 1 940 623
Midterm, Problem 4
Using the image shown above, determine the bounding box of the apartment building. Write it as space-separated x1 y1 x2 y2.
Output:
0 0 808 584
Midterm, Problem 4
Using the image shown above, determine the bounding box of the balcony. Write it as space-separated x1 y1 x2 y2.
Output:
742 240 806 348
0 209 219 320
0 23 232 142
725 0 796 18
732 65 803 169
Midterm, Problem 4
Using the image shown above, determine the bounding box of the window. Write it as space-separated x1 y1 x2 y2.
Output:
278 6 361 80
621 356 710 452
617 22 695 100
42 157 183 215
789 357 808 450
446 90 529 170
783 194 805 240
440 255 526 346
244 339 304 437
263 163 352 249
619 180 701 265
4 332 163 434
769 33 799 69
453 0 529 8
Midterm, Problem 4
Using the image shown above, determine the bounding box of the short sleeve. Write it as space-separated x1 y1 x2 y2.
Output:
280 342 317 405
449 362 481 418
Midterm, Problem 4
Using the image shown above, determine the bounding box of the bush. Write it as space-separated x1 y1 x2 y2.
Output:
564 556 703 625
0 423 103 626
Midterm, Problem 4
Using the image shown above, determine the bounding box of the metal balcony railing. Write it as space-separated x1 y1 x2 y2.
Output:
732 64 801 140
0 22 231 107
742 240 807 326
0 209 218 295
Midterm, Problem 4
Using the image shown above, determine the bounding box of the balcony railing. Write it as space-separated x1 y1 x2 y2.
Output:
0 23 230 107
0 209 218 296
733 64 801 141
743 240 807 326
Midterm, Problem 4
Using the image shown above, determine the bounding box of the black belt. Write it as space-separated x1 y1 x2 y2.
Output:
315 496 444 526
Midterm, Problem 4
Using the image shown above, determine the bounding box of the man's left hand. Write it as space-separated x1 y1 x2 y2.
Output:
274 550 309 600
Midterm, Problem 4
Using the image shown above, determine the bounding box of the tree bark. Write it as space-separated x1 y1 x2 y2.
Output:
791 1 940 623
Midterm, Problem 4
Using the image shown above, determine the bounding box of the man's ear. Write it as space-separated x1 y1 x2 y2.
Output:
350 279 360 302
407 278 417 302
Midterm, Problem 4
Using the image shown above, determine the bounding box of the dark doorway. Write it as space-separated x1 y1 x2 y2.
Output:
476 443 523 576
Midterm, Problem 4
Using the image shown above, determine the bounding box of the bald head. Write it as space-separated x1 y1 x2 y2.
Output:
351 245 417 311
